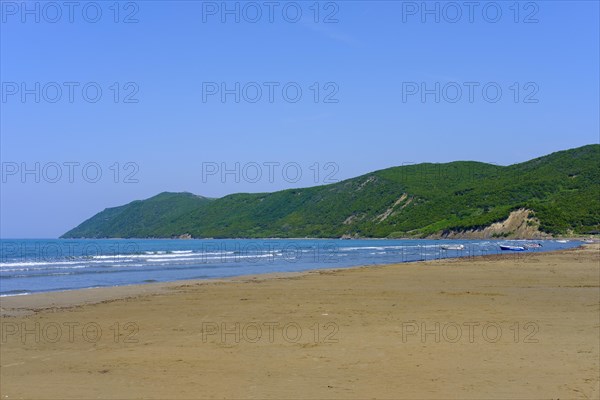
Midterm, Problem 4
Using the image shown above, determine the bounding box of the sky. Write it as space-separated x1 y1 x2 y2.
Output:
1 0 599 238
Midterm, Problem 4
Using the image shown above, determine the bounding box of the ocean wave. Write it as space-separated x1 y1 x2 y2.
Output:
0 260 90 268
0 290 31 297
145 253 286 263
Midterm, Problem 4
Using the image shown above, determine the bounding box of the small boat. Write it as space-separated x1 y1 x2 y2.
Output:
500 245 526 251
524 243 542 249
556 240 569 243
583 239 595 243
441 244 465 251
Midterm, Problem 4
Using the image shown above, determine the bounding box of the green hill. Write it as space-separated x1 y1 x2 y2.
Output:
61 145 600 239
64 192 213 238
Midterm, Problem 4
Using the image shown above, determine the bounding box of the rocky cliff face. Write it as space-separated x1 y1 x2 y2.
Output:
429 209 552 239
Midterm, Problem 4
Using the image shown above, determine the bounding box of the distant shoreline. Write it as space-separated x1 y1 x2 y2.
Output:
55 236 596 240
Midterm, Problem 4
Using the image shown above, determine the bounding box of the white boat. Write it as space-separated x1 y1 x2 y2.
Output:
441 244 465 251
524 243 543 249
556 240 569 243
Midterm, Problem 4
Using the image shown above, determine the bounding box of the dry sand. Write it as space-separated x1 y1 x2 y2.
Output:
1 245 599 399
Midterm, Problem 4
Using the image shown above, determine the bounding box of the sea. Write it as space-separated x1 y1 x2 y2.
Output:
0 238 583 296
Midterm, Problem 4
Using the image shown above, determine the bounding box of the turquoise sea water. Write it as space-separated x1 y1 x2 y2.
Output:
0 239 583 296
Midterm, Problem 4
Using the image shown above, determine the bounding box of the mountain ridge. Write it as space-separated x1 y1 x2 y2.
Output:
61 144 600 239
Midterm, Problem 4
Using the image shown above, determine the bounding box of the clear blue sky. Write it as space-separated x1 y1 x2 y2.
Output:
1 1 599 238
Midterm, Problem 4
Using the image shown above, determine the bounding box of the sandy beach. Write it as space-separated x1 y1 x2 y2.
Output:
1 245 598 399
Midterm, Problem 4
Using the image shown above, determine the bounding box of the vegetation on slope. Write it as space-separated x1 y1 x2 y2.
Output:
61 145 600 239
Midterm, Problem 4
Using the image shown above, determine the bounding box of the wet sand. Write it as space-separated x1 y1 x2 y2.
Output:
1 245 599 399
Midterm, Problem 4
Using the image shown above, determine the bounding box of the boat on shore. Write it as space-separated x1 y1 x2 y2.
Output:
524 243 543 249
500 245 527 251
440 244 465 251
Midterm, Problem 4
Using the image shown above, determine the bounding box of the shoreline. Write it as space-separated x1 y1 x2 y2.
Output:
0 270 311 317
0 244 589 317
0 238 586 306
14 235 598 240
